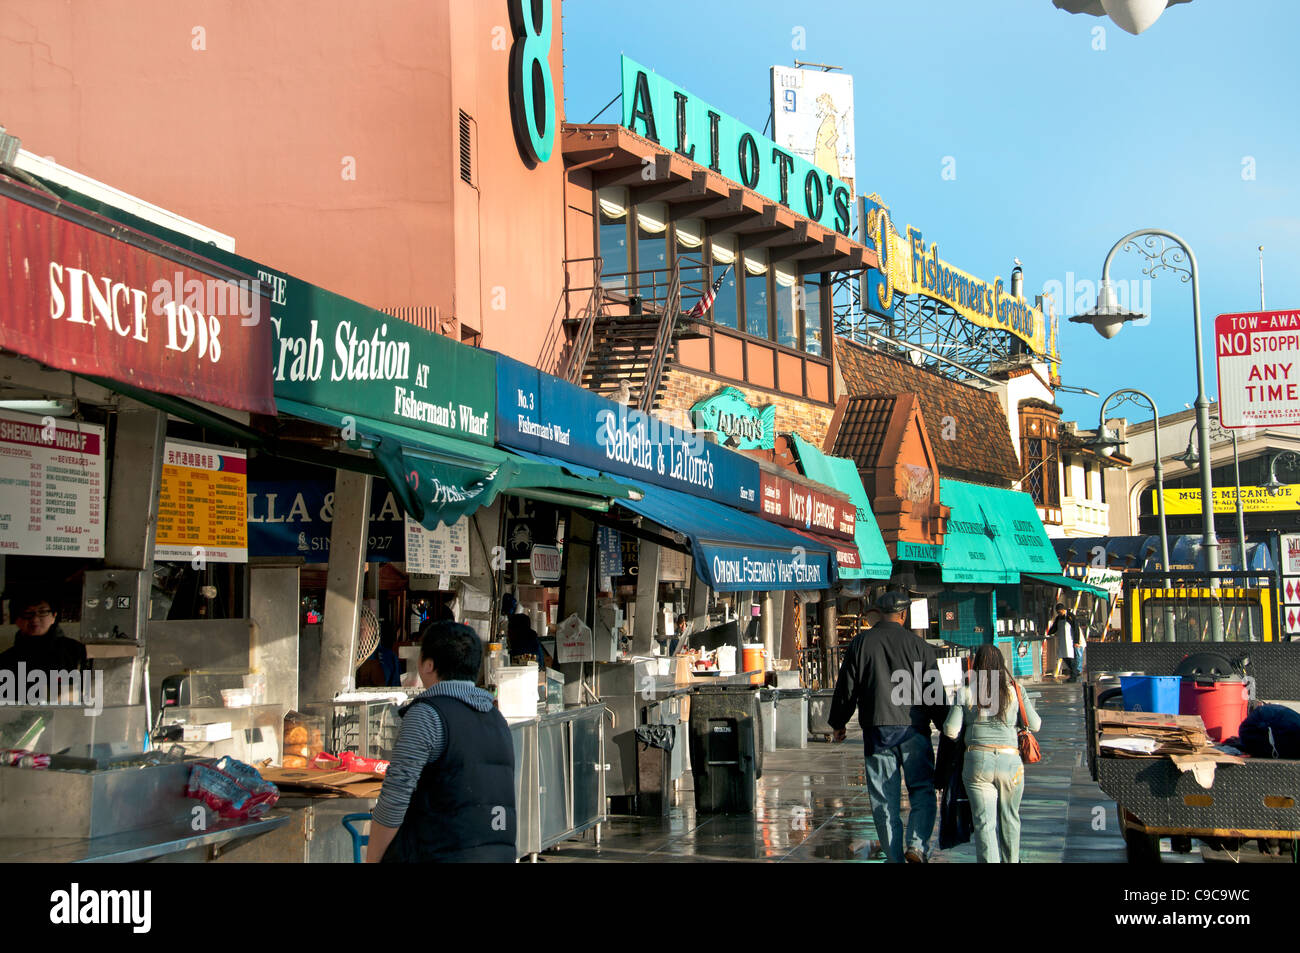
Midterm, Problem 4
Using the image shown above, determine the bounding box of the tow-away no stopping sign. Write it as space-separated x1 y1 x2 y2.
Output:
1216 309 1300 429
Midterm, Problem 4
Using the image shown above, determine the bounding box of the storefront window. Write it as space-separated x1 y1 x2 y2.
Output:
743 249 769 339
709 233 739 331
635 202 668 285
597 187 629 290
802 276 823 355
774 264 798 350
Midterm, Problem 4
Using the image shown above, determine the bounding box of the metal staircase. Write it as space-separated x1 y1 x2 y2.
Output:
540 257 706 413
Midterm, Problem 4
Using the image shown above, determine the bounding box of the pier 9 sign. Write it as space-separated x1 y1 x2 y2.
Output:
1216 310 1300 429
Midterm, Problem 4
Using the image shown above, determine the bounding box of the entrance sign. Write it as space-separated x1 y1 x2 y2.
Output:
1215 310 1300 428
0 194 274 414
155 441 248 563
621 56 852 235
529 544 562 582
0 411 105 558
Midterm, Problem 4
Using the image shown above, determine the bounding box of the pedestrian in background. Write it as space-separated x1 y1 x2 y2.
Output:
942 644 1041 863
829 590 948 863
1046 603 1079 682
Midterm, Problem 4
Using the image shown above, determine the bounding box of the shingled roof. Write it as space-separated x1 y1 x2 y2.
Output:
834 337 1021 486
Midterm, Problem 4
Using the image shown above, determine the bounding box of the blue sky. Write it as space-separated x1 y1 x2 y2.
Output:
560 0 1300 426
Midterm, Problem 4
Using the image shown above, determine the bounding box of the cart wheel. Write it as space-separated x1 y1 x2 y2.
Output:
1124 825 1163 864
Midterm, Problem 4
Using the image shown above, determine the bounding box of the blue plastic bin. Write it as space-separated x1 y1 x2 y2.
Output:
1119 675 1181 714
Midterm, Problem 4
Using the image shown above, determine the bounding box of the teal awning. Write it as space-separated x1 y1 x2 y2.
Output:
277 399 639 529
789 434 893 579
1023 573 1109 601
938 479 1060 584
937 479 1017 584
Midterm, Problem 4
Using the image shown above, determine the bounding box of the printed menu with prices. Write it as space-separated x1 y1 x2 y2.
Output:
0 411 105 557
406 515 470 576
155 441 249 562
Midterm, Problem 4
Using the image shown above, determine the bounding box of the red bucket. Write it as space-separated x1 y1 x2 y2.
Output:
1180 677 1249 743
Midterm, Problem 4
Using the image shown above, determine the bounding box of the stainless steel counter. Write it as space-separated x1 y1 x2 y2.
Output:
508 704 606 860
0 814 288 863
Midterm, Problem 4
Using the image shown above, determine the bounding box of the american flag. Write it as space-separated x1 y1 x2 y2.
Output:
684 265 731 320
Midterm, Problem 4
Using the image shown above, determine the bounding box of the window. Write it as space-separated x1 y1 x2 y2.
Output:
634 202 668 290
1084 461 1093 501
773 264 799 350
1019 411 1060 508
1062 457 1072 498
742 249 770 339
1100 466 1107 503
597 188 629 290
708 233 739 330
802 276 823 355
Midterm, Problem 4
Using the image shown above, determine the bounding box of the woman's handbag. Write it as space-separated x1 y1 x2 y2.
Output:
1014 682 1042 764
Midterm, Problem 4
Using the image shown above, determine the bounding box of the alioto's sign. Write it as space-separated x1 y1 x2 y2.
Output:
690 386 775 450
858 194 1051 357
621 56 852 235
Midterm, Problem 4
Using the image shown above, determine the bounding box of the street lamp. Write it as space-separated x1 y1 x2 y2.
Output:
1177 420 1248 572
1068 229 1222 640
1085 389 1175 640
1264 451 1300 497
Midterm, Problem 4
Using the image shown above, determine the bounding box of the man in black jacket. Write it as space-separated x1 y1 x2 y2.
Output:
0 595 87 681
367 622 517 862
829 591 947 863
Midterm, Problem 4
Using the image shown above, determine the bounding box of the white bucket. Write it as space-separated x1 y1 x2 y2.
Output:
716 645 737 676
496 664 538 718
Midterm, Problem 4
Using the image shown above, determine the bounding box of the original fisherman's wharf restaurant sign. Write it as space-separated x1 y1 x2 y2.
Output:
0 192 275 414
621 56 853 235
690 387 775 451
496 355 761 511
858 194 1050 357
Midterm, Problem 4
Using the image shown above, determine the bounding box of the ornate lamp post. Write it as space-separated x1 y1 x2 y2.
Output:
1069 229 1222 640
1086 388 1174 639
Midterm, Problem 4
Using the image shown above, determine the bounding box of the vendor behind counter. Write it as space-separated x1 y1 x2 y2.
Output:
0 593 87 679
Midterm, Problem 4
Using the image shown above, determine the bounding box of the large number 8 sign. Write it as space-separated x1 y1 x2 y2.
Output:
508 0 555 165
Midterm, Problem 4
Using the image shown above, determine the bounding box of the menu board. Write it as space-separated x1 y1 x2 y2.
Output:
0 411 105 557
405 515 470 577
155 441 248 562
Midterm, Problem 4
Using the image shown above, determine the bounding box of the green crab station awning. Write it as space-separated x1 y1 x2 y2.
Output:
938 479 1059 585
789 434 893 579
514 450 837 592
278 399 639 529
1023 573 1110 601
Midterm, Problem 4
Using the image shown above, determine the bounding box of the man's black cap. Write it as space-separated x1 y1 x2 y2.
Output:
876 591 909 614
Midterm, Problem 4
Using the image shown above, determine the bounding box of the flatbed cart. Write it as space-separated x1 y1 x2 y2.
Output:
1085 641 1300 863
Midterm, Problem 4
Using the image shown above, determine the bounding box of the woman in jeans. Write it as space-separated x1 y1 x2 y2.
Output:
942 644 1041 863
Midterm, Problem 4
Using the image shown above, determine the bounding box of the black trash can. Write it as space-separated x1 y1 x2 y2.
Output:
688 688 762 814
634 723 676 816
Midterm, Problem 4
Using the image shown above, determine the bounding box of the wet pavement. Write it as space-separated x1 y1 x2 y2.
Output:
546 682 1203 863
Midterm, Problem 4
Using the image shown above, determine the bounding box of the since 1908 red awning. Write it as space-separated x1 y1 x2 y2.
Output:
0 188 275 415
